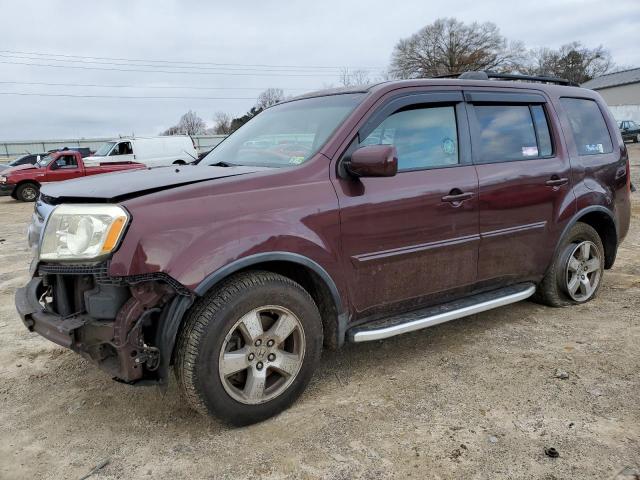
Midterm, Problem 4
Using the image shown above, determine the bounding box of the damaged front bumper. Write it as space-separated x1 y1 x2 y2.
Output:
15 266 193 384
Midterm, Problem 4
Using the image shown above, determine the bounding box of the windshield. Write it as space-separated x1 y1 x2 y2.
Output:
200 93 365 168
95 141 116 157
36 154 55 167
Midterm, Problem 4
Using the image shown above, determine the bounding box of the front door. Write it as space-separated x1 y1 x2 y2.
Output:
47 154 81 182
333 92 480 318
109 141 135 163
465 90 575 285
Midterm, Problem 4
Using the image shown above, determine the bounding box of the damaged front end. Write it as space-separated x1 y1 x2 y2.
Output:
16 263 192 384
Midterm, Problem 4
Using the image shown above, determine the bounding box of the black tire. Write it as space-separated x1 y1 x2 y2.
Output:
174 271 323 425
536 222 605 307
15 182 39 202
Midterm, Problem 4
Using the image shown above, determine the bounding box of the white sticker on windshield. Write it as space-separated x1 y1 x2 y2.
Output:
522 146 538 157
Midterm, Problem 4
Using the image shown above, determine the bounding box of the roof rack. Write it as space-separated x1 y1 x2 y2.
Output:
436 70 578 87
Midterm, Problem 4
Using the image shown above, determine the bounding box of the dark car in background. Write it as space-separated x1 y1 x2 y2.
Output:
16 72 632 425
619 120 640 143
0 153 48 172
49 147 93 158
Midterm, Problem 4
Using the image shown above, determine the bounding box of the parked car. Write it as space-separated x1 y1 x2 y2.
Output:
0 150 145 201
618 120 640 143
85 136 197 167
15 72 632 425
0 153 48 172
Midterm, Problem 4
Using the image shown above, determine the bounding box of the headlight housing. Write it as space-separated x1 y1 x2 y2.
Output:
40 204 129 261
0 175 7 184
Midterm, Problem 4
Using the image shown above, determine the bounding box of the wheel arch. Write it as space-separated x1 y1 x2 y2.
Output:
155 252 349 385
557 206 618 269
193 252 348 350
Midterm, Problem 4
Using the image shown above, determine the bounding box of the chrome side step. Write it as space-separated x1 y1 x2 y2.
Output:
348 283 536 343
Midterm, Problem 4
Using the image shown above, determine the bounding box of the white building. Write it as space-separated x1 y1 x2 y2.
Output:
582 68 640 123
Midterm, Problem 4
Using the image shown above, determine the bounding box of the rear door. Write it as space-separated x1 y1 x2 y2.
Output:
333 91 480 318
465 90 575 286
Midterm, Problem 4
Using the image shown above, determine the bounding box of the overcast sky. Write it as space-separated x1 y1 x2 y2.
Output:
1 0 638 140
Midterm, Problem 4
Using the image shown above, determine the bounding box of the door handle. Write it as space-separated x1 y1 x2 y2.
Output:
441 191 474 204
545 176 569 187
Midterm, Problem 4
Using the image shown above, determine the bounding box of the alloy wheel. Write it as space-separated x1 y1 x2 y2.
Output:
565 240 601 301
218 305 305 405
22 186 37 201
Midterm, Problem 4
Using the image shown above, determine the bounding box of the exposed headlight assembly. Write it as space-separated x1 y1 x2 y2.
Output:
40 204 129 261
0 175 7 184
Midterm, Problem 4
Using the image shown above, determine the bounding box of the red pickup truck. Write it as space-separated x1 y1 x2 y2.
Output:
0 150 144 201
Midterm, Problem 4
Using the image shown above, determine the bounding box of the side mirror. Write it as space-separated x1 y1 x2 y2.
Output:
346 145 398 178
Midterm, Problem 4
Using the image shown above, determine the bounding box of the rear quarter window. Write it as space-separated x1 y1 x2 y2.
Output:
560 98 613 155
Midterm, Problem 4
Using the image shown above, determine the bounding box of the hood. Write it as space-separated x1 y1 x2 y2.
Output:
40 164 270 203
2 163 39 175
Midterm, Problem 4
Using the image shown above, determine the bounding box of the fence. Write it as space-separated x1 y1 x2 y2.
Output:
0 135 227 160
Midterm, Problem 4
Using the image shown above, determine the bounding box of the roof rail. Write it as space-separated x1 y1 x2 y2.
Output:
436 70 578 86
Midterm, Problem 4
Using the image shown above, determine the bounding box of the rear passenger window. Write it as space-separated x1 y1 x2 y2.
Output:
473 105 553 163
560 98 613 155
360 106 459 171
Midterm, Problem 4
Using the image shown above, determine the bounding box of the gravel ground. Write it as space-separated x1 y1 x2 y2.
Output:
1 146 639 480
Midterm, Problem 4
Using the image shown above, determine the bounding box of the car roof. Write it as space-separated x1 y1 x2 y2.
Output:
284 77 595 104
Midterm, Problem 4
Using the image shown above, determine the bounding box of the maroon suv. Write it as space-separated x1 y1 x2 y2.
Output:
16 72 632 425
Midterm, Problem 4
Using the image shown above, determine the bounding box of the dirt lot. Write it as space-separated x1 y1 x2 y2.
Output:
1 147 639 480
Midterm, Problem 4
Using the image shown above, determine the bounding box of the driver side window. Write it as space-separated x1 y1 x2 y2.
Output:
55 155 77 169
360 106 459 171
110 142 133 156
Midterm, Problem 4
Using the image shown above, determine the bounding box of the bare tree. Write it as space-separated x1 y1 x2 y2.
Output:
522 42 613 84
162 110 207 136
161 125 182 136
389 18 525 78
256 88 285 110
178 110 207 135
212 111 232 135
339 68 371 87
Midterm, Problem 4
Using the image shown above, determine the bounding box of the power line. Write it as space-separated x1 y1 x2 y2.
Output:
0 59 342 77
0 49 383 71
0 80 309 91
0 53 375 74
0 92 257 100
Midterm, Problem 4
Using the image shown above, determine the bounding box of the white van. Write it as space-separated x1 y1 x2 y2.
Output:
84 136 197 167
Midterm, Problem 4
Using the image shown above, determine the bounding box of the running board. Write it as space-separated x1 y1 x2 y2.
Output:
348 283 536 343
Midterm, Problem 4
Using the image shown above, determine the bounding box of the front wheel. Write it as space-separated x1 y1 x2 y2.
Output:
175 271 323 425
15 182 39 202
536 223 605 307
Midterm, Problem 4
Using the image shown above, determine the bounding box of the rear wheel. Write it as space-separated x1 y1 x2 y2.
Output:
536 223 605 307
15 182 39 202
175 271 323 425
